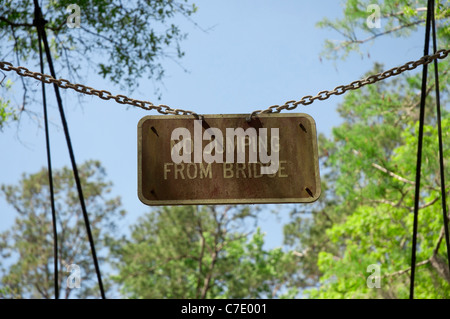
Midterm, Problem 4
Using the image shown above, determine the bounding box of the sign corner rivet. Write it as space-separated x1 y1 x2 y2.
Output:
305 187 314 197
299 123 307 133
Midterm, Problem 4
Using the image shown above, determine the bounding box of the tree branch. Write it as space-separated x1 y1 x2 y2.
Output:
429 254 450 283
10 25 27 116
411 197 440 211
334 20 425 52
200 250 218 299
369 198 402 208
369 197 439 212
433 199 450 257
384 259 430 278
382 7 427 19
195 214 206 299
371 163 415 185
292 248 310 258
34 281 49 299
0 16 33 28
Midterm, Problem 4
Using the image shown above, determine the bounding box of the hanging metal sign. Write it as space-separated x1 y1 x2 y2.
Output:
138 113 320 205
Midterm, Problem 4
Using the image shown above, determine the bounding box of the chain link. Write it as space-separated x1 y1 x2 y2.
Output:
0 48 448 118
249 48 450 119
0 61 198 117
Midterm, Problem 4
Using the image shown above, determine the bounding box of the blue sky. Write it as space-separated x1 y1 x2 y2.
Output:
0 1 426 253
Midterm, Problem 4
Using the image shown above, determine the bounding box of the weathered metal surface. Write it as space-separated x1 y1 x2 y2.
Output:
138 113 320 205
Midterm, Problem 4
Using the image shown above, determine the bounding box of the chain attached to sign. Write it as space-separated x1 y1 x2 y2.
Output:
0 49 448 117
138 113 321 205
2 51 449 206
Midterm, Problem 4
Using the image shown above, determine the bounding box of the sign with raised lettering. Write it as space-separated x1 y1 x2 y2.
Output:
138 113 320 205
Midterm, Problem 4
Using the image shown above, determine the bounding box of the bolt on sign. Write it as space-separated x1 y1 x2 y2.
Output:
138 113 320 205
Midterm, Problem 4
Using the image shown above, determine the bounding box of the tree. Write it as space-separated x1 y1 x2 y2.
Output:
0 79 16 129
109 205 301 299
317 0 449 60
311 69 449 299
0 160 126 299
0 0 198 117
283 0 450 298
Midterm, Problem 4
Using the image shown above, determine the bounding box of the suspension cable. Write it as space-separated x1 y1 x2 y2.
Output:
33 0 106 299
410 0 433 300
431 0 450 282
35 5 59 300
0 2 448 299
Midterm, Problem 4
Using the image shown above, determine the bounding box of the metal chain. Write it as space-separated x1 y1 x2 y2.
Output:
249 48 450 119
0 48 449 118
0 61 198 116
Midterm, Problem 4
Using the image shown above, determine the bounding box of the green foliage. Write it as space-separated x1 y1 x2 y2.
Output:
109 205 300 299
317 0 450 60
0 0 197 92
0 79 16 129
293 66 450 298
282 0 450 299
0 160 126 298
0 99 13 129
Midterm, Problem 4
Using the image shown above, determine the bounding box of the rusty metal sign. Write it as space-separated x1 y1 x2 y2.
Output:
138 113 320 205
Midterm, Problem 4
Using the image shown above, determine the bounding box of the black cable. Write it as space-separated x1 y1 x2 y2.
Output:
33 0 106 299
431 0 450 278
410 0 433 299
35 11 58 300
